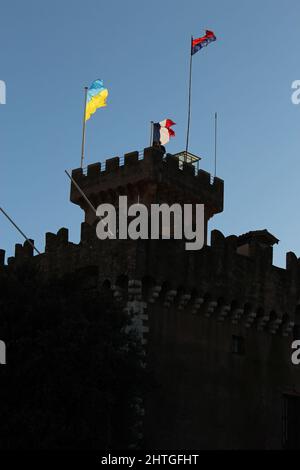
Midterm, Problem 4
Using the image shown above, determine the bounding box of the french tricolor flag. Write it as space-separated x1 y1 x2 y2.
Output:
153 119 176 145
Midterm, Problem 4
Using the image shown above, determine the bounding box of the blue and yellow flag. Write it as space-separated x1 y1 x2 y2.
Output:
85 79 108 121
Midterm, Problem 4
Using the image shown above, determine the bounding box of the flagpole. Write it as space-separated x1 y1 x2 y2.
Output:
80 86 88 169
214 111 218 178
0 207 41 254
65 170 114 237
185 36 193 162
150 121 154 146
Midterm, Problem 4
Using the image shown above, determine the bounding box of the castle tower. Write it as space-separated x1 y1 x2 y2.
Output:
70 146 224 242
68 147 300 450
2 145 300 449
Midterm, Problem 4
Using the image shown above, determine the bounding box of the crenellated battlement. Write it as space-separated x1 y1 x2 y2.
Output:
70 147 224 226
71 147 224 194
2 226 300 280
2 144 300 342
1 223 300 337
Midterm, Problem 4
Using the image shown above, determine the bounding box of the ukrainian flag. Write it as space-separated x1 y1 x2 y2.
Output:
85 79 108 121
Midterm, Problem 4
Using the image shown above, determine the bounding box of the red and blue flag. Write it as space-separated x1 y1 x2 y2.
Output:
191 30 216 55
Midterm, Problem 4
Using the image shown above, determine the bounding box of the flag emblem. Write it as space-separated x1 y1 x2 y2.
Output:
191 30 216 55
153 119 176 146
85 79 108 121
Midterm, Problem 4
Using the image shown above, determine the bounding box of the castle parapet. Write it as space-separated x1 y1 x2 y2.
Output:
45 228 69 252
70 146 224 225
14 240 34 261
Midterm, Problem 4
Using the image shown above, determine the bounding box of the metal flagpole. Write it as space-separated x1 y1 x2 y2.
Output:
214 112 218 178
65 170 114 237
185 36 193 162
80 86 88 169
0 207 41 254
150 121 154 146
65 170 96 214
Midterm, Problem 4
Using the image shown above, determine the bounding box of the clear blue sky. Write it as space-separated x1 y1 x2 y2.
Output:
1 0 300 267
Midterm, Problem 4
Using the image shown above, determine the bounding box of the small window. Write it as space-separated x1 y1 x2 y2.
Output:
231 335 245 355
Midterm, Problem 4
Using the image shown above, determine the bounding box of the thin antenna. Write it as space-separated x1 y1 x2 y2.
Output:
65 170 114 237
214 111 218 178
0 207 41 254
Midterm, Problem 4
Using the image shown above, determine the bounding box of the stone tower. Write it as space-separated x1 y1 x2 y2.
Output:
3 145 300 449
70 146 224 242
68 146 300 449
